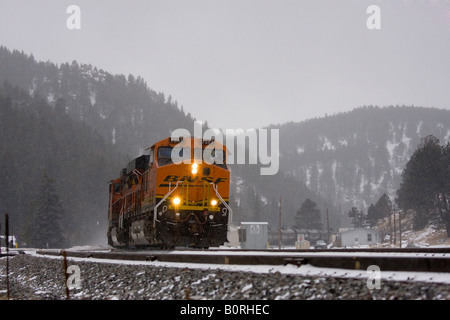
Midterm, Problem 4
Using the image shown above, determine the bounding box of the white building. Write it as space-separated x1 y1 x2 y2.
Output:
340 228 379 247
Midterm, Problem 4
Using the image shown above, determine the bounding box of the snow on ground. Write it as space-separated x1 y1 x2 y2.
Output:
24 249 450 285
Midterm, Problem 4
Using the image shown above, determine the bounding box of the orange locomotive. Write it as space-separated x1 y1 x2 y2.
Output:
107 136 231 248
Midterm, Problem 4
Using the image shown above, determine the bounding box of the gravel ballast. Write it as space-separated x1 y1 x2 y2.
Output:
1 254 449 300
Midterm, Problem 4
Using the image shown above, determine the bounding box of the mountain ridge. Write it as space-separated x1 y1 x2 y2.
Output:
271 105 450 219
0 46 196 158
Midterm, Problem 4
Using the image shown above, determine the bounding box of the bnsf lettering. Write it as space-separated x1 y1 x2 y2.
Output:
161 175 227 184
214 177 227 184
163 175 179 182
180 176 198 183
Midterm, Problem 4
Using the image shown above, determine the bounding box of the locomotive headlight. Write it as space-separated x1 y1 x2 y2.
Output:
191 162 198 174
211 199 218 206
173 197 181 205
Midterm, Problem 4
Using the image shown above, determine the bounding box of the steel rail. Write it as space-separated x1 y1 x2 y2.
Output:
34 248 450 273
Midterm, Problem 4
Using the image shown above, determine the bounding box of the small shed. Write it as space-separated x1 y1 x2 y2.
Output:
340 228 379 247
239 222 268 249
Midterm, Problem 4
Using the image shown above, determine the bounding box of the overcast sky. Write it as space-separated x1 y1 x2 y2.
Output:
0 0 449 129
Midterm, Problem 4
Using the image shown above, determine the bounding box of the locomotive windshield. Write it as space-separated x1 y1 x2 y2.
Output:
196 148 227 168
157 146 190 166
157 146 226 168
157 147 173 159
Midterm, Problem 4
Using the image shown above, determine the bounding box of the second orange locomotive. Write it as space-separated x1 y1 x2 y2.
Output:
107 136 231 248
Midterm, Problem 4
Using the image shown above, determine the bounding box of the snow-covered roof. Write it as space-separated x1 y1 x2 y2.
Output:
340 228 377 235
241 222 269 225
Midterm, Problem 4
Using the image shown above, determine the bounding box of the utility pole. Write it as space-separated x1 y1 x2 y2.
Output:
388 206 393 246
278 197 281 250
326 208 330 245
62 250 70 300
393 210 397 246
5 213 10 300
399 211 402 248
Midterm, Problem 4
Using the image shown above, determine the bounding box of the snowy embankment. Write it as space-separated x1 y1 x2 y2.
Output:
375 211 450 248
0 249 449 300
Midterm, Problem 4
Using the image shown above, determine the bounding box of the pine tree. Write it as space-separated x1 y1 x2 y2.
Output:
347 207 365 228
20 199 37 247
366 204 377 227
295 199 323 230
434 142 450 237
32 172 65 248
374 193 392 220
396 135 444 231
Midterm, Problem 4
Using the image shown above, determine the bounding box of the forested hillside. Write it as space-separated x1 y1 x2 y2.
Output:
272 106 450 216
0 84 120 245
0 46 195 157
0 46 199 246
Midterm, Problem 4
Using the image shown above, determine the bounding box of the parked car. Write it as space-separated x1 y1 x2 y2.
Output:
314 240 327 249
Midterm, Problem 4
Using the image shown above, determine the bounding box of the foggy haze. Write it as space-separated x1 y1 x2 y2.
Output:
0 0 449 129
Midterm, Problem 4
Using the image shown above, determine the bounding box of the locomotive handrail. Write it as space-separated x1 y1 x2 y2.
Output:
210 182 233 224
153 180 183 227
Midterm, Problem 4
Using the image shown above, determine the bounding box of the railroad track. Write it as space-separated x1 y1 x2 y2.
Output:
33 247 450 273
